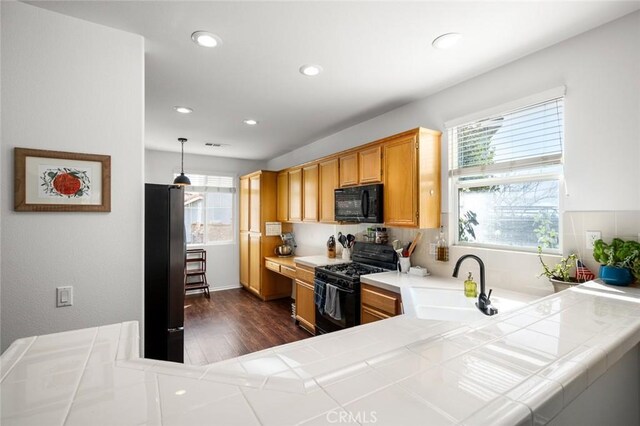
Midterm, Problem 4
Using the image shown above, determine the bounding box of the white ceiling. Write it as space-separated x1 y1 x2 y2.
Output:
28 1 640 161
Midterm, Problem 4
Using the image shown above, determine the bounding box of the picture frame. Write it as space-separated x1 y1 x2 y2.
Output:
14 148 111 212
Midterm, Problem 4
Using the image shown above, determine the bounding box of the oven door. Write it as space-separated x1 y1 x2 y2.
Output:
314 281 360 334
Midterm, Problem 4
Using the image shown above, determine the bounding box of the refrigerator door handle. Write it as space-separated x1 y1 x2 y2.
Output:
167 327 184 333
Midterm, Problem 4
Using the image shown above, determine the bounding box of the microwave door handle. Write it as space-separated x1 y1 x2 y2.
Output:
361 190 370 218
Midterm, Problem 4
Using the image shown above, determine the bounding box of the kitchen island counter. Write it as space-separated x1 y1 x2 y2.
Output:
2 281 640 425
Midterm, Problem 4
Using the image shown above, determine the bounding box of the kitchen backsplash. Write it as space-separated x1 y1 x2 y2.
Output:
292 210 640 297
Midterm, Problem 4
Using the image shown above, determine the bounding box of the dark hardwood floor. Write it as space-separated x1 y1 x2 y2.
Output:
183 288 311 365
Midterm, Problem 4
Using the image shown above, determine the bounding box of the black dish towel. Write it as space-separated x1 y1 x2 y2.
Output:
314 279 326 315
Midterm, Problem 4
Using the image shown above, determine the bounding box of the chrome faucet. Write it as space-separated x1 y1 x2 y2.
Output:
452 254 498 316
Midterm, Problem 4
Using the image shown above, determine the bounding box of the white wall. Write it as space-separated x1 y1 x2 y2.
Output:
145 149 265 290
267 11 640 296
0 2 144 350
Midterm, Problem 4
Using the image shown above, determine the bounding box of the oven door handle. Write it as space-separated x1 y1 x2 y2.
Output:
330 284 355 294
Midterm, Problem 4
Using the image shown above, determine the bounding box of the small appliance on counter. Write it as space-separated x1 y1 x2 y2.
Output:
274 232 297 257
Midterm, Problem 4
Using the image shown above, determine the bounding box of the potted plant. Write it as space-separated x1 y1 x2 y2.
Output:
592 238 640 286
537 247 579 293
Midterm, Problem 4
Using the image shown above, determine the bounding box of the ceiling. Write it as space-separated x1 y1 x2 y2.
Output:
27 1 640 161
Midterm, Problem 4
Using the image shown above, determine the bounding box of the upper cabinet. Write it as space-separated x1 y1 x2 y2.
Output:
318 158 339 223
276 171 288 222
249 174 261 233
239 176 250 232
358 145 382 184
383 128 441 228
256 127 441 228
288 168 302 222
302 163 319 222
339 153 358 187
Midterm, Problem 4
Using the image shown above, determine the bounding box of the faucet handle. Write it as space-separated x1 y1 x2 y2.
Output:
487 289 493 300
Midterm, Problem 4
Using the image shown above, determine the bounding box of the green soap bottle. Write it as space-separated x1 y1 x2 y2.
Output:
464 272 478 298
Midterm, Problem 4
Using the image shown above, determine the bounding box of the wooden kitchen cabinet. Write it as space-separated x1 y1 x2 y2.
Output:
383 128 441 228
358 145 382 184
360 283 401 324
339 153 358 187
276 171 289 222
294 263 316 334
302 163 319 222
239 170 292 301
318 158 339 223
288 168 302 222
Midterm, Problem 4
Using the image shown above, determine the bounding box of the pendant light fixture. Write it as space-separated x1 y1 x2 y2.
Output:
173 138 191 186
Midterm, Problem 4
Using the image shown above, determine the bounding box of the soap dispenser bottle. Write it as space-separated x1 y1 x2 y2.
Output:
464 272 478 298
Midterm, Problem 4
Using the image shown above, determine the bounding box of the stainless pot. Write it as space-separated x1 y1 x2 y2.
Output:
274 244 293 256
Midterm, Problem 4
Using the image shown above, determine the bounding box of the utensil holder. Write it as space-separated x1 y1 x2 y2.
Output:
399 257 411 273
342 248 351 260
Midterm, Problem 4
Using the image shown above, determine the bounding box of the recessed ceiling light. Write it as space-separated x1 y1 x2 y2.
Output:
173 106 193 114
299 64 323 77
432 33 462 50
243 119 258 126
191 31 222 48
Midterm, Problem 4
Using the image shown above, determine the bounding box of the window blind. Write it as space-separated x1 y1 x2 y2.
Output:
175 174 236 193
450 97 564 177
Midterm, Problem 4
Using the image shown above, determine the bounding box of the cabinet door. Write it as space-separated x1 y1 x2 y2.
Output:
249 174 261 233
248 233 261 293
276 171 289 222
302 164 319 222
318 158 339 223
239 232 249 287
288 168 302 222
358 145 382 184
295 279 315 333
383 135 418 227
361 305 391 324
239 177 250 232
339 153 358 187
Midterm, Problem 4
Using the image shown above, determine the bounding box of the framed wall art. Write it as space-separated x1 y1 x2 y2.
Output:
14 148 111 212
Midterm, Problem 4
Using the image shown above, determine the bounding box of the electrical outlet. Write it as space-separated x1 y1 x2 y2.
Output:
585 231 601 249
56 286 73 307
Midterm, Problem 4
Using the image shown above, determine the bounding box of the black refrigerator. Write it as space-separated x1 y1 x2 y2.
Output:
144 184 185 363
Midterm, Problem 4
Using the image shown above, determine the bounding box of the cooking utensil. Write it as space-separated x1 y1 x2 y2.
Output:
407 232 423 257
274 244 293 256
338 232 347 248
347 234 355 248
392 240 400 250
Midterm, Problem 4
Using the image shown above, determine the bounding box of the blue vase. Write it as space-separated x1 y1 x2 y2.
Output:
599 265 634 286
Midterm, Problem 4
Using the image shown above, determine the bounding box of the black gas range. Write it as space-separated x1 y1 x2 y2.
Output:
314 242 397 334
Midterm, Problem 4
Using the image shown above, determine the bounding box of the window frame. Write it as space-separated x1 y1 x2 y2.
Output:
447 89 566 254
176 171 238 247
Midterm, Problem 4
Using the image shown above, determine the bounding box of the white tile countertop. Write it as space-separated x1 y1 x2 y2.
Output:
3 281 640 425
294 255 351 268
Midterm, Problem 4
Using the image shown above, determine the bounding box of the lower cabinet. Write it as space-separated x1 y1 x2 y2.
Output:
360 283 402 324
295 264 315 334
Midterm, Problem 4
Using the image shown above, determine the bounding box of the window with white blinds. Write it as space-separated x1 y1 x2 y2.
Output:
175 173 236 193
449 94 564 252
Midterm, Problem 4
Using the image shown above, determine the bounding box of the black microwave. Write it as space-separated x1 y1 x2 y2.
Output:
334 184 383 223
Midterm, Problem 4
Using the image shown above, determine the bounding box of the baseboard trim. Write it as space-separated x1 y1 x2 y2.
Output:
210 284 243 292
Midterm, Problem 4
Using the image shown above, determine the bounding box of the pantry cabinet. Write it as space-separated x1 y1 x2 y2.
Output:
238 170 292 300
318 158 339 223
383 128 441 228
276 171 288 222
288 168 302 222
295 263 316 334
360 283 401 325
302 163 319 222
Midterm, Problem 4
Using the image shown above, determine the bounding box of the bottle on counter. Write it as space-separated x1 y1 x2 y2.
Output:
464 272 478 298
436 226 449 262
327 235 336 259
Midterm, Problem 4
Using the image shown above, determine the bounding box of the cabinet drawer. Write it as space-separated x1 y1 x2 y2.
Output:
361 305 391 324
265 260 281 273
296 265 315 283
281 265 296 279
361 284 399 316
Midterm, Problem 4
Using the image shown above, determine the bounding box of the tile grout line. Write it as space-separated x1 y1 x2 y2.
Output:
61 327 99 426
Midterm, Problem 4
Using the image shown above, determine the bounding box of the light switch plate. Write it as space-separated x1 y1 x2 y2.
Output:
56 286 73 307
586 231 601 249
